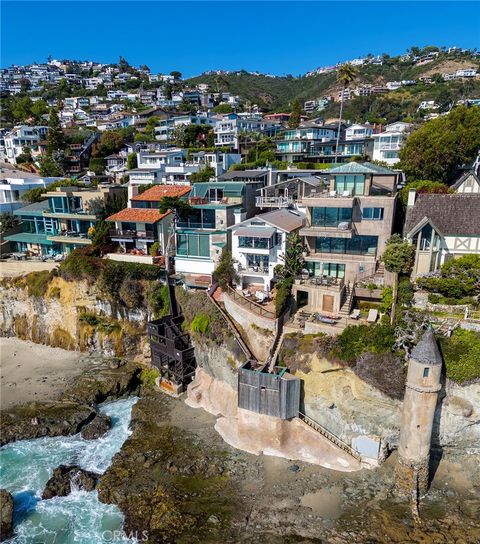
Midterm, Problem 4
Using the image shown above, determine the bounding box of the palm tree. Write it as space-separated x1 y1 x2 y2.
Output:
334 64 358 163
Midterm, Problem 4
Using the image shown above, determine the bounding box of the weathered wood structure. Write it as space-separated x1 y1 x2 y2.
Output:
238 361 300 420
147 280 196 394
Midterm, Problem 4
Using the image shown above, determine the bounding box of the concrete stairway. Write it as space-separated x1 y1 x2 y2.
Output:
338 284 355 318
298 412 361 461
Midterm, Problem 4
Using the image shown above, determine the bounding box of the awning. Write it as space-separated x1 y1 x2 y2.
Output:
233 227 275 238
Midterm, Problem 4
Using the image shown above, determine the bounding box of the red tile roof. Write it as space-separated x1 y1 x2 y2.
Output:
106 208 171 224
131 185 191 202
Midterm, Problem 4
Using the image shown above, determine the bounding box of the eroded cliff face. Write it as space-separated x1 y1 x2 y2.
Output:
189 339 480 457
0 277 149 358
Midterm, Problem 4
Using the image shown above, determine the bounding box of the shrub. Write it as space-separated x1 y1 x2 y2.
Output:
119 278 144 309
355 352 406 399
79 313 120 334
25 270 51 297
275 277 293 317
147 283 170 317
428 293 475 306
398 277 415 306
439 329 480 384
333 323 397 364
149 242 160 256
139 367 160 387
190 314 210 333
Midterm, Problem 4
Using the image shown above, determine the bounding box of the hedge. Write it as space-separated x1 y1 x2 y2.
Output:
439 329 480 384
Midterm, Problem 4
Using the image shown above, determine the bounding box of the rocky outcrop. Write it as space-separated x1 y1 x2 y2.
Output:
186 368 237 417
0 277 149 358
0 489 13 542
0 360 141 446
80 413 111 440
0 401 95 446
42 465 99 499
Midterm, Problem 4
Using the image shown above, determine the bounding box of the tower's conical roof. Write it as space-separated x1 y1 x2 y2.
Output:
410 329 443 366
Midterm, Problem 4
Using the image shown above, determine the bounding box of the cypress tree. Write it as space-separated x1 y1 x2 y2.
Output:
46 108 66 154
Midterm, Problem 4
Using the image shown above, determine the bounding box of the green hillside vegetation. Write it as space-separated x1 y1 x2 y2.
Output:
186 51 480 119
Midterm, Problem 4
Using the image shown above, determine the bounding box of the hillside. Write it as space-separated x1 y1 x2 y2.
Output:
186 52 480 120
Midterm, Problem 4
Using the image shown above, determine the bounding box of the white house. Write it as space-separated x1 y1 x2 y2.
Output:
214 115 280 149
372 122 411 165
345 123 374 141
0 166 61 213
2 125 48 164
128 148 187 185
418 101 439 111
230 208 305 290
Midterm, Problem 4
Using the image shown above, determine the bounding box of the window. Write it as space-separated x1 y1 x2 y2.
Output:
306 262 345 278
176 233 210 257
423 368 430 378
238 236 272 249
311 207 352 227
363 207 384 221
334 174 365 196
315 236 378 255
208 188 224 202
246 254 269 270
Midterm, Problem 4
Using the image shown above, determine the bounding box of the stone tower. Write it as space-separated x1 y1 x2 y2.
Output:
396 329 442 497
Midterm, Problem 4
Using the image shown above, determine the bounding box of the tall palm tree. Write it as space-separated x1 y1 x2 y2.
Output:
334 64 358 163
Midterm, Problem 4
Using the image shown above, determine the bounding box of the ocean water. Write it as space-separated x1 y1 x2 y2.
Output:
0 397 138 544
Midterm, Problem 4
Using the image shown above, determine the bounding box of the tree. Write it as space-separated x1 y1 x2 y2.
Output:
399 106 480 182
0 212 19 233
170 71 182 80
288 99 302 128
278 232 305 278
127 152 137 169
189 165 215 183
31 100 49 122
381 235 415 325
334 64 358 163
46 108 66 154
94 130 125 157
39 154 65 177
398 180 452 208
213 103 233 114
213 250 238 289
88 158 106 175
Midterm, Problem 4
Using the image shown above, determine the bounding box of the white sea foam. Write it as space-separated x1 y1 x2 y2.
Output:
0 397 138 543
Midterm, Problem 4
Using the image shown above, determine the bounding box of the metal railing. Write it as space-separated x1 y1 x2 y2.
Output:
226 285 276 319
109 229 156 240
256 196 293 207
295 275 345 290
298 412 361 461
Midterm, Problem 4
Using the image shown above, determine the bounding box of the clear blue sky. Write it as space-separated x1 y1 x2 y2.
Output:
2 1 479 77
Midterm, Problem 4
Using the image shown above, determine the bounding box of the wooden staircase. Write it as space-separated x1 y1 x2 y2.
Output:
298 412 361 461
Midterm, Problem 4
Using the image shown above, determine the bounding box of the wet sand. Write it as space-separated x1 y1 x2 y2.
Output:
0 338 88 409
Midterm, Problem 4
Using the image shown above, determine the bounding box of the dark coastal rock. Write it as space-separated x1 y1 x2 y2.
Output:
81 414 111 440
42 465 99 499
0 402 95 446
0 489 13 542
0 361 141 447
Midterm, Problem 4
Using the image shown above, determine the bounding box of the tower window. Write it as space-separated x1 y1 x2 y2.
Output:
423 368 430 378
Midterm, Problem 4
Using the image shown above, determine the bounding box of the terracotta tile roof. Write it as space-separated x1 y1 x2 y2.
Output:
106 208 170 224
131 185 191 202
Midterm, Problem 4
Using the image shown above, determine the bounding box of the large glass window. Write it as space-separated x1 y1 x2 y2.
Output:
246 254 269 270
306 262 345 278
176 233 210 257
334 175 365 196
419 224 433 250
177 208 215 229
311 207 352 227
238 236 272 249
315 235 378 255
362 207 384 220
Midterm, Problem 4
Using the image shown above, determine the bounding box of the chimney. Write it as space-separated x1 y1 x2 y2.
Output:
128 184 140 207
407 189 417 207
234 208 247 225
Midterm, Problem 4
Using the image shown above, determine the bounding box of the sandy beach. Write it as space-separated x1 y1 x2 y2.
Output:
0 338 88 409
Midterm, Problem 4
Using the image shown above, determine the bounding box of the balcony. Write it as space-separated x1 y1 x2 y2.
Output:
256 196 293 208
294 274 345 292
109 229 156 241
300 222 353 238
47 231 92 245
